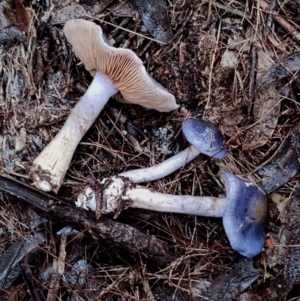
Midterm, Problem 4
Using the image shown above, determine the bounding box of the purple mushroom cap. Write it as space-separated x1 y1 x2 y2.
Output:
221 172 268 258
182 119 227 159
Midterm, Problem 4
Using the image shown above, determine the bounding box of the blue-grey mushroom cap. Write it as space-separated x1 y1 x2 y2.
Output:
221 172 268 258
182 119 227 159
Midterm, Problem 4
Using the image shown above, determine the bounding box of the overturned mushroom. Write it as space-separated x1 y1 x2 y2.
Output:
30 19 178 193
119 119 227 183
76 172 267 258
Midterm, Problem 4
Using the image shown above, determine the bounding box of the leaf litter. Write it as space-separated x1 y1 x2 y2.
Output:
0 0 300 300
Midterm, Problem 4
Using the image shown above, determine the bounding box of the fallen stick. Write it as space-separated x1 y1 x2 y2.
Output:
202 257 259 300
46 234 67 301
0 174 175 265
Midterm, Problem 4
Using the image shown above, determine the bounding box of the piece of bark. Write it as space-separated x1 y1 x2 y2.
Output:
257 52 300 91
0 174 175 265
203 257 259 301
0 232 46 290
132 0 173 43
258 123 300 194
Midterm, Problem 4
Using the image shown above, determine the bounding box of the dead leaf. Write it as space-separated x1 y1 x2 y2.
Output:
257 52 300 91
242 51 280 150
265 234 275 249
0 0 35 44
258 127 300 194
14 0 35 36
242 84 281 150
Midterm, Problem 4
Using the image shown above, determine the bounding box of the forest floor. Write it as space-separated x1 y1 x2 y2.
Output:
0 0 300 300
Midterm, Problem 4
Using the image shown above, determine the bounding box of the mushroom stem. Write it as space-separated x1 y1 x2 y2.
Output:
126 187 226 217
119 145 200 183
119 118 227 184
77 173 268 258
76 176 226 218
31 71 118 192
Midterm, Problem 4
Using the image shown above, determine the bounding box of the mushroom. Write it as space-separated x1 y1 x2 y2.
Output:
30 19 178 193
119 118 227 183
76 172 268 258
221 172 268 258
76 176 227 218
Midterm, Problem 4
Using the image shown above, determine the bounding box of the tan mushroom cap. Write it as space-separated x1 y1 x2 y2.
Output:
63 19 178 112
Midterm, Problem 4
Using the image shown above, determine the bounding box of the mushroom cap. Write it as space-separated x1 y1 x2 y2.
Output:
221 172 268 258
182 119 227 159
63 19 178 112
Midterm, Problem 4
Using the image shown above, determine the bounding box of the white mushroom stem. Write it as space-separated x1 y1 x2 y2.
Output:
118 145 201 183
31 71 118 192
76 176 226 218
125 188 226 217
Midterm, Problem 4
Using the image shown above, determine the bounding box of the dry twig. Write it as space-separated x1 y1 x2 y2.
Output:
46 234 67 301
